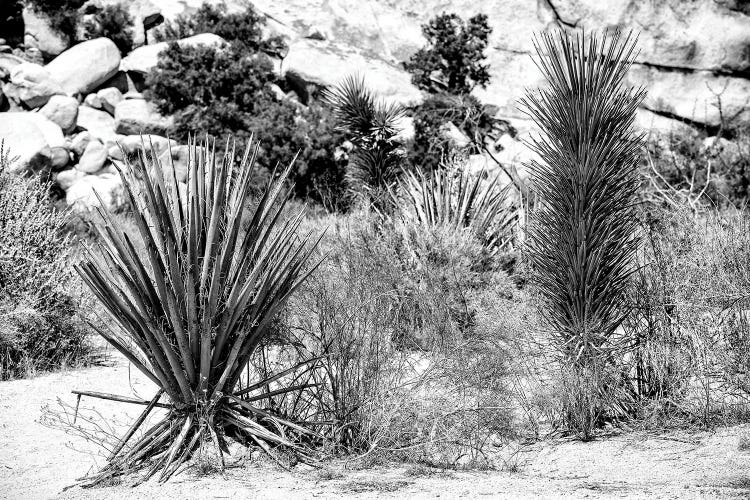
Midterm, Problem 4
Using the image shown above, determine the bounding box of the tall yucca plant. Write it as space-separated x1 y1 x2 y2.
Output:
520 30 645 364
398 167 517 257
75 137 322 484
324 75 405 210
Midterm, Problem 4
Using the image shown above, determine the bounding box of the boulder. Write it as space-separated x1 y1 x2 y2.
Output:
45 38 121 96
97 87 123 115
0 53 24 76
118 134 177 157
70 131 92 157
119 33 226 74
22 6 69 58
0 112 51 173
39 94 79 132
55 167 85 190
84 93 103 109
65 172 125 212
2 62 65 108
77 105 118 143
49 146 70 170
6 112 65 147
76 139 108 173
114 98 173 135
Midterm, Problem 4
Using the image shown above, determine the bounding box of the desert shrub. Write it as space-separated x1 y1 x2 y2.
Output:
325 75 406 211
625 206 750 426
0 144 89 379
147 42 348 207
409 93 515 171
521 31 644 438
80 3 135 54
268 203 521 463
404 13 491 94
153 1 285 54
645 127 750 209
25 0 85 45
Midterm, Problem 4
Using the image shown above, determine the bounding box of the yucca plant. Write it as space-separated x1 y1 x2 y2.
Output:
520 31 645 433
398 166 517 257
324 75 405 211
74 136 323 484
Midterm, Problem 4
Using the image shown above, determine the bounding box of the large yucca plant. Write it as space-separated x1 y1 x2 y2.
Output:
398 166 517 257
520 30 645 365
74 136 323 484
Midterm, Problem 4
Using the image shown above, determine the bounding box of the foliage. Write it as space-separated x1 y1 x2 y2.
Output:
0 143 89 379
404 13 491 94
80 3 135 54
153 1 286 55
397 162 517 259
147 42 348 209
520 31 644 437
26 0 85 45
409 93 515 171
325 75 406 210
75 138 322 484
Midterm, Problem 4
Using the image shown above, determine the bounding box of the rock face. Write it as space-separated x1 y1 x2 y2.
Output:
114 98 173 135
249 0 750 130
2 62 64 108
119 33 226 74
40 95 79 132
45 38 121 96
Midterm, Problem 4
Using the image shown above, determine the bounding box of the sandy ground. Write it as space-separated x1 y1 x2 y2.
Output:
2 353 750 500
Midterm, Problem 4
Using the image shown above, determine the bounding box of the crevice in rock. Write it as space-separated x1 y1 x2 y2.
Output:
633 60 750 79
641 104 731 138
541 0 579 28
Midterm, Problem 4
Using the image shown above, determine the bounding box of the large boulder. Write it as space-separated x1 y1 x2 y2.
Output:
77 105 118 143
5 112 65 148
2 62 65 108
120 33 226 74
0 112 51 173
65 172 125 212
45 38 121 96
114 98 173 135
40 95 79 132
22 7 70 58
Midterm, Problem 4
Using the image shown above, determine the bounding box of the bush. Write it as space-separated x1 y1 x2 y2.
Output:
0 144 89 379
147 42 348 208
26 0 84 45
404 13 491 94
80 3 135 54
154 1 285 54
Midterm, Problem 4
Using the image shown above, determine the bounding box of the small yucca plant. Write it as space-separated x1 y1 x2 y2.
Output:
520 30 644 397
75 136 323 484
398 166 517 258
324 75 405 211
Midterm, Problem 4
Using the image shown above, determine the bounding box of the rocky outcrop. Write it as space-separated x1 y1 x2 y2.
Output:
45 38 121 96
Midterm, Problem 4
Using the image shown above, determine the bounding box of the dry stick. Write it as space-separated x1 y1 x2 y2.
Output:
107 389 166 461
71 390 172 409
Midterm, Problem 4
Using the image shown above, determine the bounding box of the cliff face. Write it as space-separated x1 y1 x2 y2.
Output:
29 0 750 132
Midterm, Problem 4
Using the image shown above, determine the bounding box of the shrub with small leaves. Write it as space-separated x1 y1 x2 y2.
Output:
80 3 135 54
404 13 492 94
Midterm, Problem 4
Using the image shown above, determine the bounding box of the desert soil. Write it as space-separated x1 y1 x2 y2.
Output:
2 351 750 500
